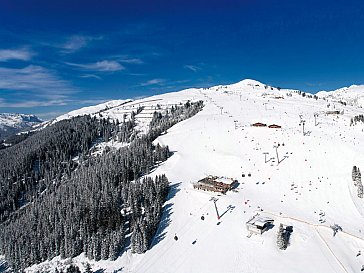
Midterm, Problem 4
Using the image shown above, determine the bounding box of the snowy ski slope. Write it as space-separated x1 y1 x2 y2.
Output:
25 79 364 273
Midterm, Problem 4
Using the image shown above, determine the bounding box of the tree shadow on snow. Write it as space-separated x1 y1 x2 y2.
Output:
0 260 9 272
285 226 293 243
149 203 173 249
167 182 181 201
231 182 240 190
148 182 181 249
264 222 275 233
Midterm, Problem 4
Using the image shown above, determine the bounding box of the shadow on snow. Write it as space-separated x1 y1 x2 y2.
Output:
149 182 181 249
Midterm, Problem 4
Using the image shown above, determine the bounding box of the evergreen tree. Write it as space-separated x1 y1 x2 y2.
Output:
84 262 92 273
353 166 358 182
0 101 202 269
276 223 287 250
66 264 81 273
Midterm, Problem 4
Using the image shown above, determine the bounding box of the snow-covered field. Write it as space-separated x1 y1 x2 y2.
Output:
24 79 364 273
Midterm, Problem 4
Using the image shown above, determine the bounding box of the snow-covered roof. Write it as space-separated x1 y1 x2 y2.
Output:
215 177 235 185
246 215 274 227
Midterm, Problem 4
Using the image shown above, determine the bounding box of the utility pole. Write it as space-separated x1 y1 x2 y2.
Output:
314 113 319 126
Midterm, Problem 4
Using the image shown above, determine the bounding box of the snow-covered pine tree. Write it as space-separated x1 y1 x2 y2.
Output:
131 221 142 254
0 101 201 270
353 166 358 182
356 168 362 184
276 223 287 250
358 181 364 198
355 168 363 198
66 264 81 273
84 262 92 273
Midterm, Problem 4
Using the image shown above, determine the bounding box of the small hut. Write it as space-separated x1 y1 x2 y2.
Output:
246 215 274 235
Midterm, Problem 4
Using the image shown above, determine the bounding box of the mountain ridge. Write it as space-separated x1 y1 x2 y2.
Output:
9 78 364 273
0 113 42 139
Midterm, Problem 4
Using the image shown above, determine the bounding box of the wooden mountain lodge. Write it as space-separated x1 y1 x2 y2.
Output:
268 124 282 129
251 122 267 127
193 176 238 194
246 214 274 235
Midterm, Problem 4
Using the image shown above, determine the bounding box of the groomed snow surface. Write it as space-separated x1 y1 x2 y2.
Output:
24 79 364 273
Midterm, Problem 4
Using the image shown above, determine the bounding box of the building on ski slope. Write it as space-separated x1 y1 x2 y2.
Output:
268 124 282 129
325 110 341 115
246 214 274 235
193 176 238 194
251 122 267 127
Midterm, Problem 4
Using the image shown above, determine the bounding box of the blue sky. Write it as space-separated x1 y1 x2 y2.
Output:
0 0 363 119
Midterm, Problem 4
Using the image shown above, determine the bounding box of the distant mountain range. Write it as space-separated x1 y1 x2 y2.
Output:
0 113 42 139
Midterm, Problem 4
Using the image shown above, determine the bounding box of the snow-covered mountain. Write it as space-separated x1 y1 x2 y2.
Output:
0 113 42 139
3 78 364 273
317 84 364 107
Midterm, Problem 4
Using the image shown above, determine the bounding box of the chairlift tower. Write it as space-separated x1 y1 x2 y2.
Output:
314 113 319 126
299 118 306 136
210 198 220 220
273 144 280 165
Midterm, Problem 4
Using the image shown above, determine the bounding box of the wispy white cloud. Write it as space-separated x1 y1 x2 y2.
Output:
80 74 102 80
119 58 144 64
0 65 76 102
140 78 166 86
184 64 201 72
0 48 34 62
59 35 101 53
66 60 124 72
0 98 109 109
108 54 144 64
0 99 70 108
126 72 146 76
